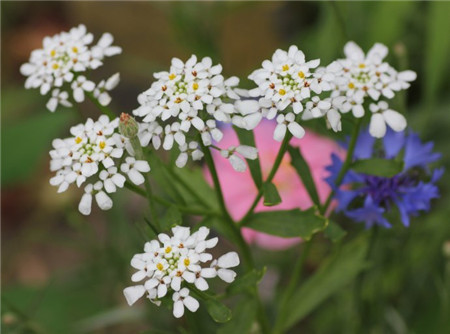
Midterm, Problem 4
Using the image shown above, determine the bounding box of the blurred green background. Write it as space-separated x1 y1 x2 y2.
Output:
2 1 450 333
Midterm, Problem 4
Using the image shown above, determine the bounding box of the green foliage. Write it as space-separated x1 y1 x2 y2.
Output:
217 298 257 334
324 221 347 243
288 145 321 208
245 208 327 240
282 236 370 331
262 182 282 207
227 267 266 296
205 299 232 323
160 205 182 230
351 158 404 178
1 111 74 186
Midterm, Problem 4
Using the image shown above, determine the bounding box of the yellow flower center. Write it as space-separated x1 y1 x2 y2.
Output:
282 64 289 71
52 63 59 70
348 82 355 89
278 88 286 96
169 73 176 80
72 46 78 53
359 63 366 69
165 246 172 254
184 258 190 266
156 263 163 271
298 71 305 79
50 50 56 57
99 141 106 149
192 82 199 90
75 137 82 144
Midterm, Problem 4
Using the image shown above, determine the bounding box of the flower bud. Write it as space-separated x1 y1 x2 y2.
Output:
119 113 139 139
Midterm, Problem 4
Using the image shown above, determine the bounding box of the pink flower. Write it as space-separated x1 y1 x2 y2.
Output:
206 121 344 250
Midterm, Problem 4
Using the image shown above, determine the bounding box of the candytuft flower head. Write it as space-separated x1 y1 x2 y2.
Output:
322 42 416 135
123 226 239 318
49 115 150 215
326 128 442 228
133 55 248 169
20 24 121 111
238 45 335 141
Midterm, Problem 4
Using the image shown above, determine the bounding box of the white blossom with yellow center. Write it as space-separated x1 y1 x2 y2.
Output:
124 226 240 318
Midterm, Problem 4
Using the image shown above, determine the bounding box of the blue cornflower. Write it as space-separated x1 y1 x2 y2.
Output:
326 128 443 229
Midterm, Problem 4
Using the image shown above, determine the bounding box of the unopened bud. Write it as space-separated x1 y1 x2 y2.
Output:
119 113 139 139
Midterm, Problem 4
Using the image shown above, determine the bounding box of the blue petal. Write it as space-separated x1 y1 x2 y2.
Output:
383 128 405 159
404 132 442 170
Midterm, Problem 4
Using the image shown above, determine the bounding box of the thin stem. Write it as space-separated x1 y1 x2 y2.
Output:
239 132 293 225
124 181 218 216
274 239 314 333
321 118 362 214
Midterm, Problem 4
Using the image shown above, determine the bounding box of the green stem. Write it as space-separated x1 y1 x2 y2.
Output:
321 118 362 214
239 133 293 225
130 137 160 230
86 92 116 119
274 239 314 333
124 181 218 216
201 144 271 334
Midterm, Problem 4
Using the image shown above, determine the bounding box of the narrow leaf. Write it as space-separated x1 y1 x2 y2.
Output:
206 299 232 323
217 298 257 334
282 237 370 331
263 182 282 206
233 126 263 188
351 158 404 178
227 267 266 295
160 205 182 230
324 221 347 242
288 145 321 207
245 209 327 240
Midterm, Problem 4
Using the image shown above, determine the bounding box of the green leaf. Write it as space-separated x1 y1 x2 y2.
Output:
217 298 257 334
1 111 74 186
263 182 282 206
287 145 321 207
351 158 404 178
425 2 450 105
206 299 232 323
245 209 327 240
281 237 370 331
233 126 263 188
160 205 182 230
227 267 266 295
324 221 347 242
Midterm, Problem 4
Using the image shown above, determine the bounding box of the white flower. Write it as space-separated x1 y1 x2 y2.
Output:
368 101 407 138
46 89 73 112
220 145 258 172
172 288 200 318
133 55 242 167
326 41 416 125
211 251 240 283
120 157 151 185
93 73 120 106
71 76 95 102
49 115 149 215
124 226 239 318
20 24 121 111
274 112 305 141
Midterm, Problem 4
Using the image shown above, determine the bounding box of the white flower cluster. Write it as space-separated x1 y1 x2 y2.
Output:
133 55 256 171
320 41 416 137
20 24 121 112
237 45 335 141
49 115 150 215
124 226 240 318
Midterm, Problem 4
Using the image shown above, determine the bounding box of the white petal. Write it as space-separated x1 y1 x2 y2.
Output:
369 113 387 138
194 277 209 291
236 145 258 160
78 193 92 215
217 252 240 268
171 276 182 291
183 296 200 313
123 286 146 306
95 191 113 210
173 300 184 318
229 155 246 172
383 110 407 132
218 269 237 283
398 70 417 82
288 122 305 139
273 123 287 142
128 169 145 185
